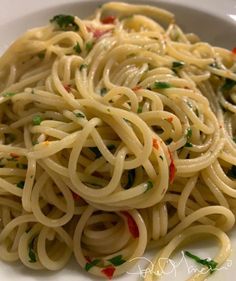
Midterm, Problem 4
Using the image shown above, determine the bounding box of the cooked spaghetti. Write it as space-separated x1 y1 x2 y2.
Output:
0 2 236 280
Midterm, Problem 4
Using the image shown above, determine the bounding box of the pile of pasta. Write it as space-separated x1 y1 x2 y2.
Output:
0 2 236 280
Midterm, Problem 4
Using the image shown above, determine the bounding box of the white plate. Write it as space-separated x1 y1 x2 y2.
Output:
0 1 236 280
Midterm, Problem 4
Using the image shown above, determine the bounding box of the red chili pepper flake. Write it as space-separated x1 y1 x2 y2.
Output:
232 47 236 55
72 192 80 201
86 25 111 39
152 138 159 150
101 266 115 280
93 29 110 39
85 256 92 263
101 16 116 24
168 148 176 184
121 211 139 238
10 153 20 159
132 86 142 92
64 84 71 92
166 117 173 123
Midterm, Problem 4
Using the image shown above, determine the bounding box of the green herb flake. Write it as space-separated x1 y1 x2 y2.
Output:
227 165 236 179
50 14 79 31
32 116 42 126
108 255 126 266
137 106 142 113
153 81 171 90
124 169 136 190
172 61 184 70
89 147 102 159
100 87 108 96
185 142 193 147
16 163 28 169
184 251 218 274
85 259 100 271
144 180 153 193
17 181 25 189
80 64 88 71
74 112 85 118
159 155 163 160
32 140 39 146
86 41 94 52
186 128 192 140
29 239 37 263
3 92 16 97
165 138 173 145
233 137 236 143
37 52 45 60
209 61 220 69
221 78 236 92
107 144 116 150
74 42 81 54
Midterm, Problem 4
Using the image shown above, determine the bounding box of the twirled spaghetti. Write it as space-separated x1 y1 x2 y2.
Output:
0 2 236 280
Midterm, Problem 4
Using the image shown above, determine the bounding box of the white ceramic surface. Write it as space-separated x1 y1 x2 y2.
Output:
0 1 236 280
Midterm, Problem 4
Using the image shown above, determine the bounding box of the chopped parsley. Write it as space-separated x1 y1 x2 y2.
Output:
85 259 100 271
16 163 28 169
74 42 81 54
50 14 79 31
233 137 236 143
100 87 108 96
137 105 142 113
184 251 218 274
74 112 85 118
153 81 171 89
144 180 153 192
209 61 220 69
89 147 102 159
80 64 88 71
32 140 39 146
37 51 45 60
107 144 116 150
28 238 37 263
221 78 236 92
185 142 193 147
3 92 16 97
108 255 125 266
17 181 25 189
186 128 192 140
32 116 42 126
172 61 184 72
159 155 163 160
124 169 136 189
86 41 94 52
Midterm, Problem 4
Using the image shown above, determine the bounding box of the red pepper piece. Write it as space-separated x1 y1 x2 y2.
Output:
101 266 115 279
232 47 236 54
166 117 173 123
152 138 159 150
72 192 80 201
10 153 20 159
64 84 71 92
101 16 116 24
121 211 139 238
132 86 142 92
168 148 176 184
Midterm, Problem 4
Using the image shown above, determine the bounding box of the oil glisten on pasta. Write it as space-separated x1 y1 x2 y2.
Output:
0 2 236 280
